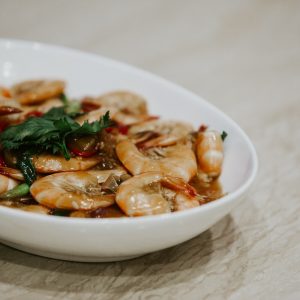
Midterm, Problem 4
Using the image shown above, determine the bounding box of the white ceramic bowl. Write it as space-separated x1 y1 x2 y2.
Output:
0 39 258 262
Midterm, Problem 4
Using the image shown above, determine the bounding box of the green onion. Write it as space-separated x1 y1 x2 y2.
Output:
0 183 30 199
17 154 37 185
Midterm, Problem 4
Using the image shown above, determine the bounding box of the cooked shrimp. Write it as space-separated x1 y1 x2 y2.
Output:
81 91 150 126
21 98 63 114
0 99 21 110
195 130 224 178
30 169 126 210
76 106 149 127
0 200 51 215
129 120 193 137
0 105 22 116
0 175 18 194
0 99 22 124
76 107 117 125
69 211 89 218
0 166 24 181
11 80 65 105
20 205 50 215
116 172 198 216
0 87 11 99
112 111 152 126
173 193 199 211
17 98 64 122
129 120 194 148
116 139 197 181
32 154 102 173
84 91 148 115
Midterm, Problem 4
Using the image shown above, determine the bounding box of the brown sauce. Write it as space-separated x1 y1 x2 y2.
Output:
189 177 223 205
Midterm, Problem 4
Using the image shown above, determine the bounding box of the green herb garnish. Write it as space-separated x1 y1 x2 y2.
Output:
0 108 111 184
16 153 37 185
221 131 228 141
1 108 110 159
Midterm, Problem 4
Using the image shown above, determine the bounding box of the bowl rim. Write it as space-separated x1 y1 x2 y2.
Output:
0 38 258 225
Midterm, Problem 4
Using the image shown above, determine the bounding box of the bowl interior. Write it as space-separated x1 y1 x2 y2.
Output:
0 39 257 196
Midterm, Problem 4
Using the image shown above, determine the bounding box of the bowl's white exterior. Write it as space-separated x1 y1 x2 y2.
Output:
0 39 258 262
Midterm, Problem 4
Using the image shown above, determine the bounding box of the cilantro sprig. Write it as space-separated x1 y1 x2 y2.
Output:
221 131 228 141
0 107 111 184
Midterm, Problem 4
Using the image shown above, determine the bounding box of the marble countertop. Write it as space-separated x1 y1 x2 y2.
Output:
0 1 299 299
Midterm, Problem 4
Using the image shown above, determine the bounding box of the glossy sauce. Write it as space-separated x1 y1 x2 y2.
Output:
189 177 223 204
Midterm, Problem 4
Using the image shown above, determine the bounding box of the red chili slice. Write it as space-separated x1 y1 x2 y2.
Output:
105 124 128 135
67 134 98 157
81 99 101 112
118 124 129 135
105 127 114 133
70 148 97 157
25 111 44 118
198 124 208 132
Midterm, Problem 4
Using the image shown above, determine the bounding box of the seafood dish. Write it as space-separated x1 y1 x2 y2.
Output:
0 80 227 218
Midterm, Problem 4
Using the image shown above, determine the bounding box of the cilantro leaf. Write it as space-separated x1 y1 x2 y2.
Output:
0 108 111 161
70 111 110 136
221 131 228 141
43 106 66 120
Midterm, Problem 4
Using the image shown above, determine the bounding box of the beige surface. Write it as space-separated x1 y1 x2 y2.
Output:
0 0 300 299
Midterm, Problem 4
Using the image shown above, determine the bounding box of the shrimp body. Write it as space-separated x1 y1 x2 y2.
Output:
81 91 149 125
21 98 63 114
0 106 22 116
196 130 224 178
0 175 19 194
77 104 149 126
116 172 198 217
86 91 148 115
32 154 102 173
0 166 24 181
129 120 194 148
30 169 126 210
20 205 51 215
173 193 199 211
0 87 11 99
130 120 193 138
116 139 197 182
76 107 117 125
112 111 151 126
11 80 65 105
0 99 22 124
